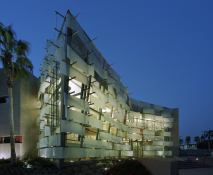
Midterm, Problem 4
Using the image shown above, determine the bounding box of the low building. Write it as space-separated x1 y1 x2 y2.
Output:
0 68 39 159
36 10 179 165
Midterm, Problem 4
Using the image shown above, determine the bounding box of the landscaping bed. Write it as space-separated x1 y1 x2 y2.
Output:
0 158 151 175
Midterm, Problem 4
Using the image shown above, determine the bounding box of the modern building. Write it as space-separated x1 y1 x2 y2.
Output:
0 68 39 159
36 10 179 165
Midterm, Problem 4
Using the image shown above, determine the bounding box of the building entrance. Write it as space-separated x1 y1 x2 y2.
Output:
133 141 143 157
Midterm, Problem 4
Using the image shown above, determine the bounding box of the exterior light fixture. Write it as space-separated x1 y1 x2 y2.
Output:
196 158 198 160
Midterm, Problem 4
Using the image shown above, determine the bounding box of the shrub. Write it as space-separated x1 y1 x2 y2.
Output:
104 159 151 175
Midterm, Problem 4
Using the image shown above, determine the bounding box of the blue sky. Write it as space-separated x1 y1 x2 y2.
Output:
1 0 213 144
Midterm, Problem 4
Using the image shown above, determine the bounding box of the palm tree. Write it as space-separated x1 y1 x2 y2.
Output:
185 136 191 149
179 138 183 146
204 130 213 150
0 23 33 165
194 136 200 144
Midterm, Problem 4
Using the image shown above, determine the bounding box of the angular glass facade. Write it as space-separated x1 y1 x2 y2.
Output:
37 11 176 162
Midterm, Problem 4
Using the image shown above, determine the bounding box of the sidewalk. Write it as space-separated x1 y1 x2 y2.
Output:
179 168 213 175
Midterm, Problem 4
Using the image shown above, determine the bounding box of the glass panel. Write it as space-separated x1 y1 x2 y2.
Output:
61 120 85 136
60 61 88 85
84 138 102 148
90 95 105 110
85 149 100 157
64 147 85 158
143 109 155 114
110 150 119 157
121 151 133 157
66 108 88 124
64 93 89 112
89 117 103 129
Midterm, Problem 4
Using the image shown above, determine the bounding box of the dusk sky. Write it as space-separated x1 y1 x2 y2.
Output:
1 1 213 144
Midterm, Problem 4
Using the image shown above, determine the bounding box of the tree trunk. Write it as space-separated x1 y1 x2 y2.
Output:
8 88 16 165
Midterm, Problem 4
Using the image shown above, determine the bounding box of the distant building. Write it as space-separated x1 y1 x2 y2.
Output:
180 144 197 150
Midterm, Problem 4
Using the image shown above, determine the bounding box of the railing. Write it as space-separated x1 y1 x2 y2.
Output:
171 155 185 162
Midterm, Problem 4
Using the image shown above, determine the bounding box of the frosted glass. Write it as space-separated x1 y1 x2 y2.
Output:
121 151 133 157
49 134 61 146
90 95 106 109
155 151 172 156
84 138 102 148
46 147 63 159
114 112 123 121
99 132 111 141
46 40 51 51
57 47 65 61
64 147 85 159
66 108 88 124
60 61 88 85
44 126 50 137
102 141 112 149
37 101 41 109
163 141 173 146
153 141 163 146
161 112 172 118
40 137 48 148
38 77 50 98
39 104 50 119
143 135 155 140
144 145 155 151
39 149 45 157
162 132 171 137
153 105 164 111
104 94 109 104
100 150 110 157
163 118 173 122
92 84 105 101
89 117 103 129
164 123 173 128
130 98 140 106
110 150 119 157
129 111 140 118
128 114 134 122
109 96 118 110
61 120 85 136
143 151 154 157
155 116 163 121
128 128 140 134
108 85 115 96
54 34 64 48
143 130 155 135
47 44 57 55
37 142 40 149
44 94 49 104
126 121 132 127
64 93 89 112
155 136 164 141
66 13 75 30
118 130 125 138
114 144 131 150
85 149 100 158
111 135 122 143
40 118 47 130
128 134 140 140
104 113 114 124
143 114 155 120
164 108 172 113
143 109 155 114
67 45 94 76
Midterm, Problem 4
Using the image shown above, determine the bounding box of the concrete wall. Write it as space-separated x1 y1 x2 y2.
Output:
137 157 179 175
0 143 21 159
20 73 39 159
171 108 179 157
0 68 39 159
0 69 21 136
